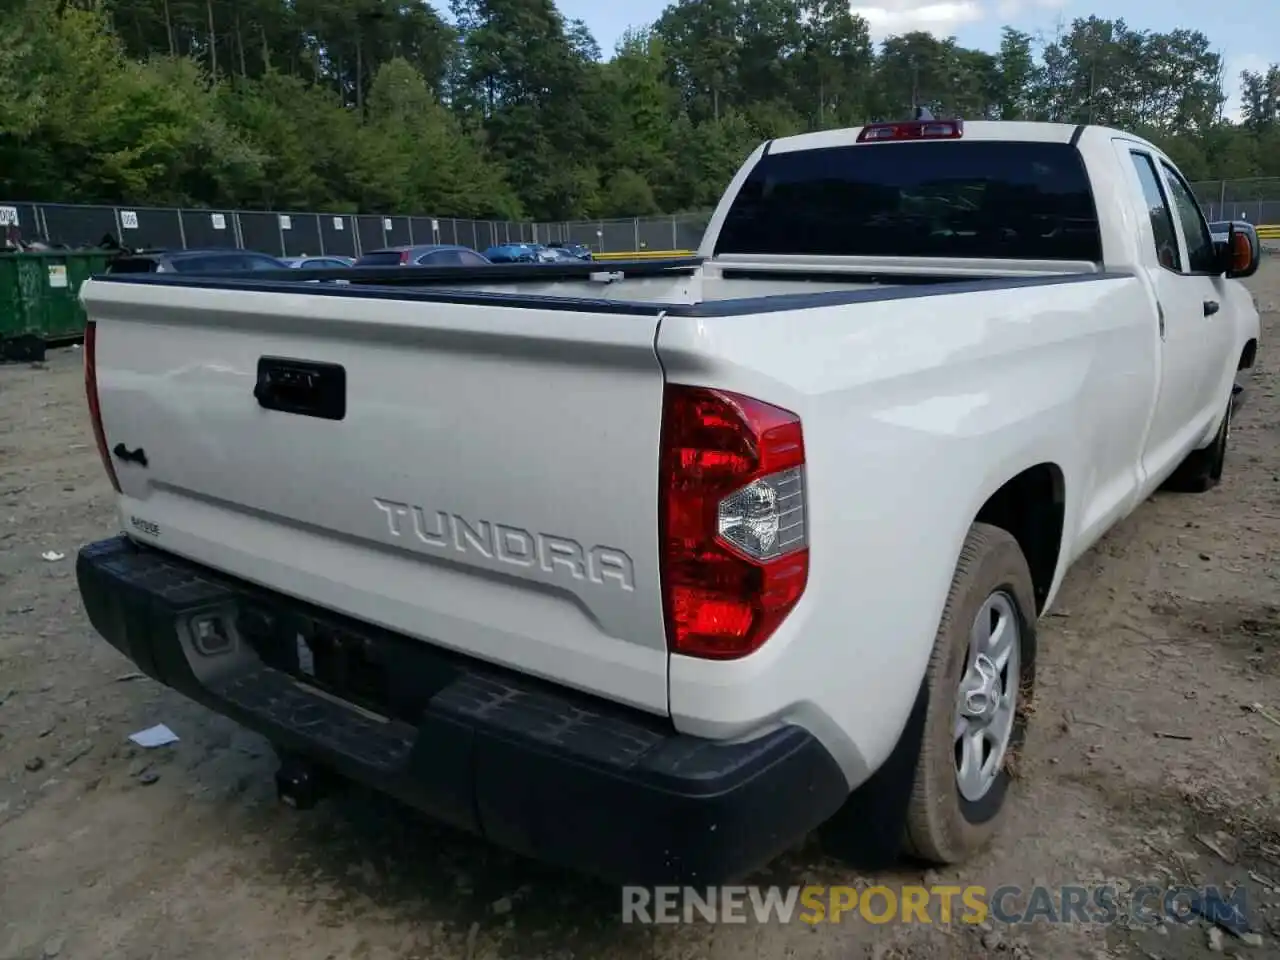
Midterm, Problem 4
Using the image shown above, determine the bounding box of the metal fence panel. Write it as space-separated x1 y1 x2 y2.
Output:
238 211 280 255
543 222 567 244
436 219 457 245
637 218 675 252
464 220 493 251
382 216 412 248
356 215 386 254
408 216 435 247
0 202 42 241
120 207 183 250
600 221 636 253
181 209 239 249
566 222 599 248
40 204 118 247
319 214 357 257
674 216 707 252
279 214 322 257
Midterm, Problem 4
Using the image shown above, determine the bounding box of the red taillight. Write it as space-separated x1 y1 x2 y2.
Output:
660 385 808 660
857 119 964 142
84 321 121 493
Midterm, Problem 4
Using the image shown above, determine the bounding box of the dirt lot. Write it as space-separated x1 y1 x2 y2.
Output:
3 269 1280 960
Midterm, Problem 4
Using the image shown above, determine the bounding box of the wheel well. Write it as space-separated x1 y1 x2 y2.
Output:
1240 339 1257 370
974 463 1065 613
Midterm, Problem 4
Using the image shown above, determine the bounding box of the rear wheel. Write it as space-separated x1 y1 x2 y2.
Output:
1162 397 1230 494
903 522 1036 864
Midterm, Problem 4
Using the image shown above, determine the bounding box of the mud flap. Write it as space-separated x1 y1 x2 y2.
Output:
817 679 929 869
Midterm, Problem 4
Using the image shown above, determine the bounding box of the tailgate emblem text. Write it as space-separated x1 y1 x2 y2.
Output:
373 498 634 592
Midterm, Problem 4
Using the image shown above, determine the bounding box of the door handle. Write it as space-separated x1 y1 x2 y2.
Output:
1203 300 1220 317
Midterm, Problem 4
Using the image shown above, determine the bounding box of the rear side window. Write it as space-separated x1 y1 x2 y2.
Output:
354 252 404 266
1128 152 1181 271
243 255 285 270
419 250 463 266
172 255 238 273
715 140 1102 262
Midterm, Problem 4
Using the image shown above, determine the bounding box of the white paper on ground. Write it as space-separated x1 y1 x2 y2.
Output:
128 724 179 748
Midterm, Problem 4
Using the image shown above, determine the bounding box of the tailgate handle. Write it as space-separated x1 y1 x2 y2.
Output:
254 357 346 421
112 443 148 468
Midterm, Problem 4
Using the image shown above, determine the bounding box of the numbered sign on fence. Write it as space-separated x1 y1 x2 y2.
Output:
211 213 226 230
120 211 139 230
333 217 344 231
383 218 393 231
279 215 292 231
0 206 19 226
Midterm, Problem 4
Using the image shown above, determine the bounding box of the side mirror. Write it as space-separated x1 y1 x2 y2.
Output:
1218 222 1260 279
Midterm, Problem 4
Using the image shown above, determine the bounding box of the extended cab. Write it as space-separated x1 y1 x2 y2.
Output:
76 120 1261 884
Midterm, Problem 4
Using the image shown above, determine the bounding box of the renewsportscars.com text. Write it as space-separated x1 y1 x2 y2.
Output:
620 884 1249 927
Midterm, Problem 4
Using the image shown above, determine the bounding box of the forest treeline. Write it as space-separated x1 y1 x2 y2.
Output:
2 0 1279 221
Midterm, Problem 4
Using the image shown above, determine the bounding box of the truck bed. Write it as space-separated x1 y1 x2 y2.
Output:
93 254 1107 314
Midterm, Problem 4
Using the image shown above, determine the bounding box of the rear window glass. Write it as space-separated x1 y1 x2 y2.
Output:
716 140 1102 262
354 252 403 266
104 257 158 274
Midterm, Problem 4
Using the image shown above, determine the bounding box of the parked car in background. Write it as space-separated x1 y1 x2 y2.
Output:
283 256 354 269
1210 221 1231 243
547 241 593 260
353 245 491 267
540 246 591 263
484 243 588 264
104 249 289 274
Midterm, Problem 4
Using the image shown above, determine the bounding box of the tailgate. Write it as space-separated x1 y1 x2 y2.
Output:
82 278 670 713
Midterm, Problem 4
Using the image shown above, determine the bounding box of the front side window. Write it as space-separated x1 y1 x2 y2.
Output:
1160 163 1217 274
1128 152 1181 272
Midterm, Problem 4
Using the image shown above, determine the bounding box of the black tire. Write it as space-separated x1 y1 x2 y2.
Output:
1162 398 1230 494
902 522 1037 864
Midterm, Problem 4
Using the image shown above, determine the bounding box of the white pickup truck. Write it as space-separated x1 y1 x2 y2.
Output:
77 119 1260 884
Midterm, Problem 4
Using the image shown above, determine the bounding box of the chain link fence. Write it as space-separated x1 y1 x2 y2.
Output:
1190 178 1280 224
12 179 1276 258
0 201 712 257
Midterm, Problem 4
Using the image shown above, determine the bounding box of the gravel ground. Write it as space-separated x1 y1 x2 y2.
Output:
3 266 1280 960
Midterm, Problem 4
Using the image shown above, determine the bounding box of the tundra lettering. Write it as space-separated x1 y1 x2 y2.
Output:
372 497 636 591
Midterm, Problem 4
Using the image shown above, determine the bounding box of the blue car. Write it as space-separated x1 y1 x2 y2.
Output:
484 243 589 264
483 243 543 263
548 242 593 260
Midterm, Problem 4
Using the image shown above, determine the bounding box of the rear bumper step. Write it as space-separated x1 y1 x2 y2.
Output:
77 536 847 884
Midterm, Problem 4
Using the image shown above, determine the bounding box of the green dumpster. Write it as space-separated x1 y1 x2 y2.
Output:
0 249 111 361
